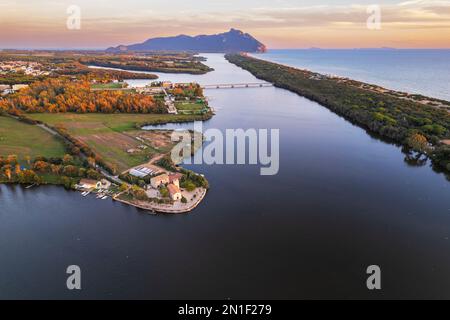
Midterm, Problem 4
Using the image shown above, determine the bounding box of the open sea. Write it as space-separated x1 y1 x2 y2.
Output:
253 49 450 101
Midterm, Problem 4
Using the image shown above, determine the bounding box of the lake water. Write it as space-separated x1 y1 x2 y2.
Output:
1 54 450 299
253 49 450 101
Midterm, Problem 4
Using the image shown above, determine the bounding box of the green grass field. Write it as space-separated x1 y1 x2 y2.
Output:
91 82 126 90
27 113 208 173
175 101 209 115
175 102 204 111
0 116 66 161
28 113 205 133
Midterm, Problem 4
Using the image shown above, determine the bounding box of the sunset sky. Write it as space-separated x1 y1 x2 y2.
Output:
0 0 449 49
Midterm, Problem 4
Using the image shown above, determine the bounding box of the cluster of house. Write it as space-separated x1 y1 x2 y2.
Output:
135 81 174 91
0 84 29 96
308 71 348 81
136 81 194 92
150 173 184 201
132 81 201 115
0 61 50 76
157 81 193 89
134 81 181 114
129 166 186 201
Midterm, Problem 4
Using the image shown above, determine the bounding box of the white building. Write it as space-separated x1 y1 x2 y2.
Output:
129 166 154 178
12 84 29 92
168 183 182 201
168 173 183 188
150 174 170 188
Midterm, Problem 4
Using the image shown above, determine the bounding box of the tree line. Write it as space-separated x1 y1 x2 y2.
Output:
0 77 167 114
0 153 102 189
226 54 450 175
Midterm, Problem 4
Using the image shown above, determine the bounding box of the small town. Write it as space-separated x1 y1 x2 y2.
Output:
0 60 50 76
0 83 29 95
0 60 49 95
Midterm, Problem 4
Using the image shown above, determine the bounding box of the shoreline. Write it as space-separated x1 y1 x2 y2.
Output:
87 64 212 76
113 187 207 214
225 53 450 177
249 50 450 104
1 110 214 215
246 53 450 110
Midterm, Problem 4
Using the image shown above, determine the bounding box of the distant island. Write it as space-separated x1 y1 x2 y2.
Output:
107 29 267 53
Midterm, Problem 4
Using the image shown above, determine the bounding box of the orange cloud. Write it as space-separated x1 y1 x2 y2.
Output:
0 0 449 49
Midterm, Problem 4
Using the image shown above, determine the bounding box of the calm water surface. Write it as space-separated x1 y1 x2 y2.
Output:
253 49 450 101
1 54 450 299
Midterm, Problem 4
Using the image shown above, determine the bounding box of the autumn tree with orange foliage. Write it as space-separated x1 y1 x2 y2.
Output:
33 161 50 172
0 78 166 114
4 166 12 181
407 133 430 154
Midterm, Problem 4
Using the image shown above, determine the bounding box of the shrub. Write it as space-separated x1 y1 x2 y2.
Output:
160 186 169 198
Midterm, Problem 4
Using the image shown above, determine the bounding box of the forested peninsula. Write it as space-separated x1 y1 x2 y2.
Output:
226 53 450 175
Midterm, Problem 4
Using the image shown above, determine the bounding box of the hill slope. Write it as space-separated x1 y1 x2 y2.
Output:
107 29 267 53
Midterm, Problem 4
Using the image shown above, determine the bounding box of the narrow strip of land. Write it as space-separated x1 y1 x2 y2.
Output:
225 53 450 175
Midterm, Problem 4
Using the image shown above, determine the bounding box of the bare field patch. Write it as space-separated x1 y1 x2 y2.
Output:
80 132 140 151
76 132 153 172
26 113 206 173
130 130 175 152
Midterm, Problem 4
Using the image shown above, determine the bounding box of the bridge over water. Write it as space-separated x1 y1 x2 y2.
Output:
201 82 273 89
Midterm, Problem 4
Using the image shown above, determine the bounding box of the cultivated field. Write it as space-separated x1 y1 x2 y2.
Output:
0 116 66 161
27 113 200 173
130 130 175 154
28 113 205 133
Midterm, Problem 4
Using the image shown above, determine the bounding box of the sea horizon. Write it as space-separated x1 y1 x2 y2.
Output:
253 48 450 101
1 0 450 302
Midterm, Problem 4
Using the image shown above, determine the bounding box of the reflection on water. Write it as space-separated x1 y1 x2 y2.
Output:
1 54 450 299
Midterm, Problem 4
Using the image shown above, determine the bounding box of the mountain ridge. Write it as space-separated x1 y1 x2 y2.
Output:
107 29 267 53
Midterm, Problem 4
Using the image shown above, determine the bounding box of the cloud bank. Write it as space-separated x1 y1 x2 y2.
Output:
1 0 449 48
